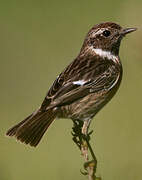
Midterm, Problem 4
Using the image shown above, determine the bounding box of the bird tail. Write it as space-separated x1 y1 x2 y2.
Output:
6 108 57 147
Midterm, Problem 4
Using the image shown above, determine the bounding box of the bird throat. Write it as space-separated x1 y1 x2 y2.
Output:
90 47 120 64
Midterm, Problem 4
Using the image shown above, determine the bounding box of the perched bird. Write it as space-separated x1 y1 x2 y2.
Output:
6 22 136 147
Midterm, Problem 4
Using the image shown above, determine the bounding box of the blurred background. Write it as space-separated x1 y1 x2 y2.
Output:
1 0 142 180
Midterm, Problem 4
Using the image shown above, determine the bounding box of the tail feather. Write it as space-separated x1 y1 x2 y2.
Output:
6 109 57 147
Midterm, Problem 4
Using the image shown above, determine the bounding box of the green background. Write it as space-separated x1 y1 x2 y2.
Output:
1 0 142 180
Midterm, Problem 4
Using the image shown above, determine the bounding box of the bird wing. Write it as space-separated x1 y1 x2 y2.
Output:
41 56 120 109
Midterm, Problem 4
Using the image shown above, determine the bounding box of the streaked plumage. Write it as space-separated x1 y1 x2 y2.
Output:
6 22 136 147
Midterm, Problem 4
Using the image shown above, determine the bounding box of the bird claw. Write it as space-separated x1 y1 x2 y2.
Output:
82 129 93 141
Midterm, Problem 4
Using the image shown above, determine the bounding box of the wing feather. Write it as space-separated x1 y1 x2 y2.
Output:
41 56 120 110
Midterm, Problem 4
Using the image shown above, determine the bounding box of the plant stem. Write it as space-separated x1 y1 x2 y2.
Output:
71 120 101 180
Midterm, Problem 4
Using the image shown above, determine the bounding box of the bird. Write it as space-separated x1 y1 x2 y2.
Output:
6 22 137 147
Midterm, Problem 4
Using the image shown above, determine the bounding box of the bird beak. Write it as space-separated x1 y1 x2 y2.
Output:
121 27 137 36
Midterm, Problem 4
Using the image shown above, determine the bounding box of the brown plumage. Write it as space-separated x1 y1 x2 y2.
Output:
6 22 136 147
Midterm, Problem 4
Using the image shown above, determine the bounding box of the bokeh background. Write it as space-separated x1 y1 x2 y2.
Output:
1 0 142 180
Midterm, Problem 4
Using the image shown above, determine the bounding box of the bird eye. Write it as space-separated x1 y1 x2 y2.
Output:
102 30 111 37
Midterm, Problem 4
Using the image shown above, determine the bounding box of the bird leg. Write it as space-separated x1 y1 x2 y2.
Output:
82 119 90 135
81 120 97 180
71 119 101 180
81 120 90 163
